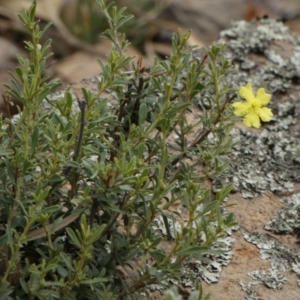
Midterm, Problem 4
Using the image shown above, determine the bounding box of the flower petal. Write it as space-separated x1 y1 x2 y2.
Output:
232 101 251 116
239 83 255 102
256 88 272 106
243 111 261 128
257 107 273 122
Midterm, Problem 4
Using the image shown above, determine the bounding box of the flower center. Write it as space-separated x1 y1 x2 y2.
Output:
251 99 261 109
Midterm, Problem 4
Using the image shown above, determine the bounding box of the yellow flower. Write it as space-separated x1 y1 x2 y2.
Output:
232 83 273 128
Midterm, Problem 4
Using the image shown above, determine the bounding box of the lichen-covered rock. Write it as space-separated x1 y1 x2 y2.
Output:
265 193 300 234
219 17 300 93
210 18 300 298
214 18 300 198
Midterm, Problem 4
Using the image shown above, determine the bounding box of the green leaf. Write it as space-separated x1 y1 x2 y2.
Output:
35 186 51 203
44 257 60 273
19 277 28 294
147 266 157 276
188 291 200 300
124 248 140 262
41 205 60 215
4 159 15 184
36 289 60 298
0 150 14 156
82 88 91 103
65 160 81 169
138 102 148 126
90 224 106 244
36 87 52 104
201 200 219 216
31 127 39 150
48 174 64 182
137 143 145 159
201 216 208 236
162 214 171 238
0 234 8 247
11 215 25 229
66 228 82 249
116 14 134 29
176 246 210 257
60 253 75 272
150 249 166 262
56 264 68 277
28 0 37 22
216 184 233 201
14 67 23 82
82 159 93 173
81 277 108 285
117 185 132 191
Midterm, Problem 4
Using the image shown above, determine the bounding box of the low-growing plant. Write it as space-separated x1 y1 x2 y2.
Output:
0 1 238 299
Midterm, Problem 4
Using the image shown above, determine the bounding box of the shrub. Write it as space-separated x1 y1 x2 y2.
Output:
0 1 237 299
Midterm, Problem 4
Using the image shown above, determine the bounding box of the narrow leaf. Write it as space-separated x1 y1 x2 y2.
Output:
66 228 82 249
176 246 210 257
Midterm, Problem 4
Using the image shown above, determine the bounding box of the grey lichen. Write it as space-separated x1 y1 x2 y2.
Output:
241 231 299 295
239 268 287 300
219 18 300 93
239 280 260 300
153 214 236 286
214 17 300 297
215 18 300 198
265 193 300 234
244 231 299 274
227 107 300 198
248 269 287 289
242 231 275 250
292 262 300 286
184 236 235 284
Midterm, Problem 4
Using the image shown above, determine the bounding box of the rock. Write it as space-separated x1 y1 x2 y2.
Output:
212 18 300 198
219 17 300 93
